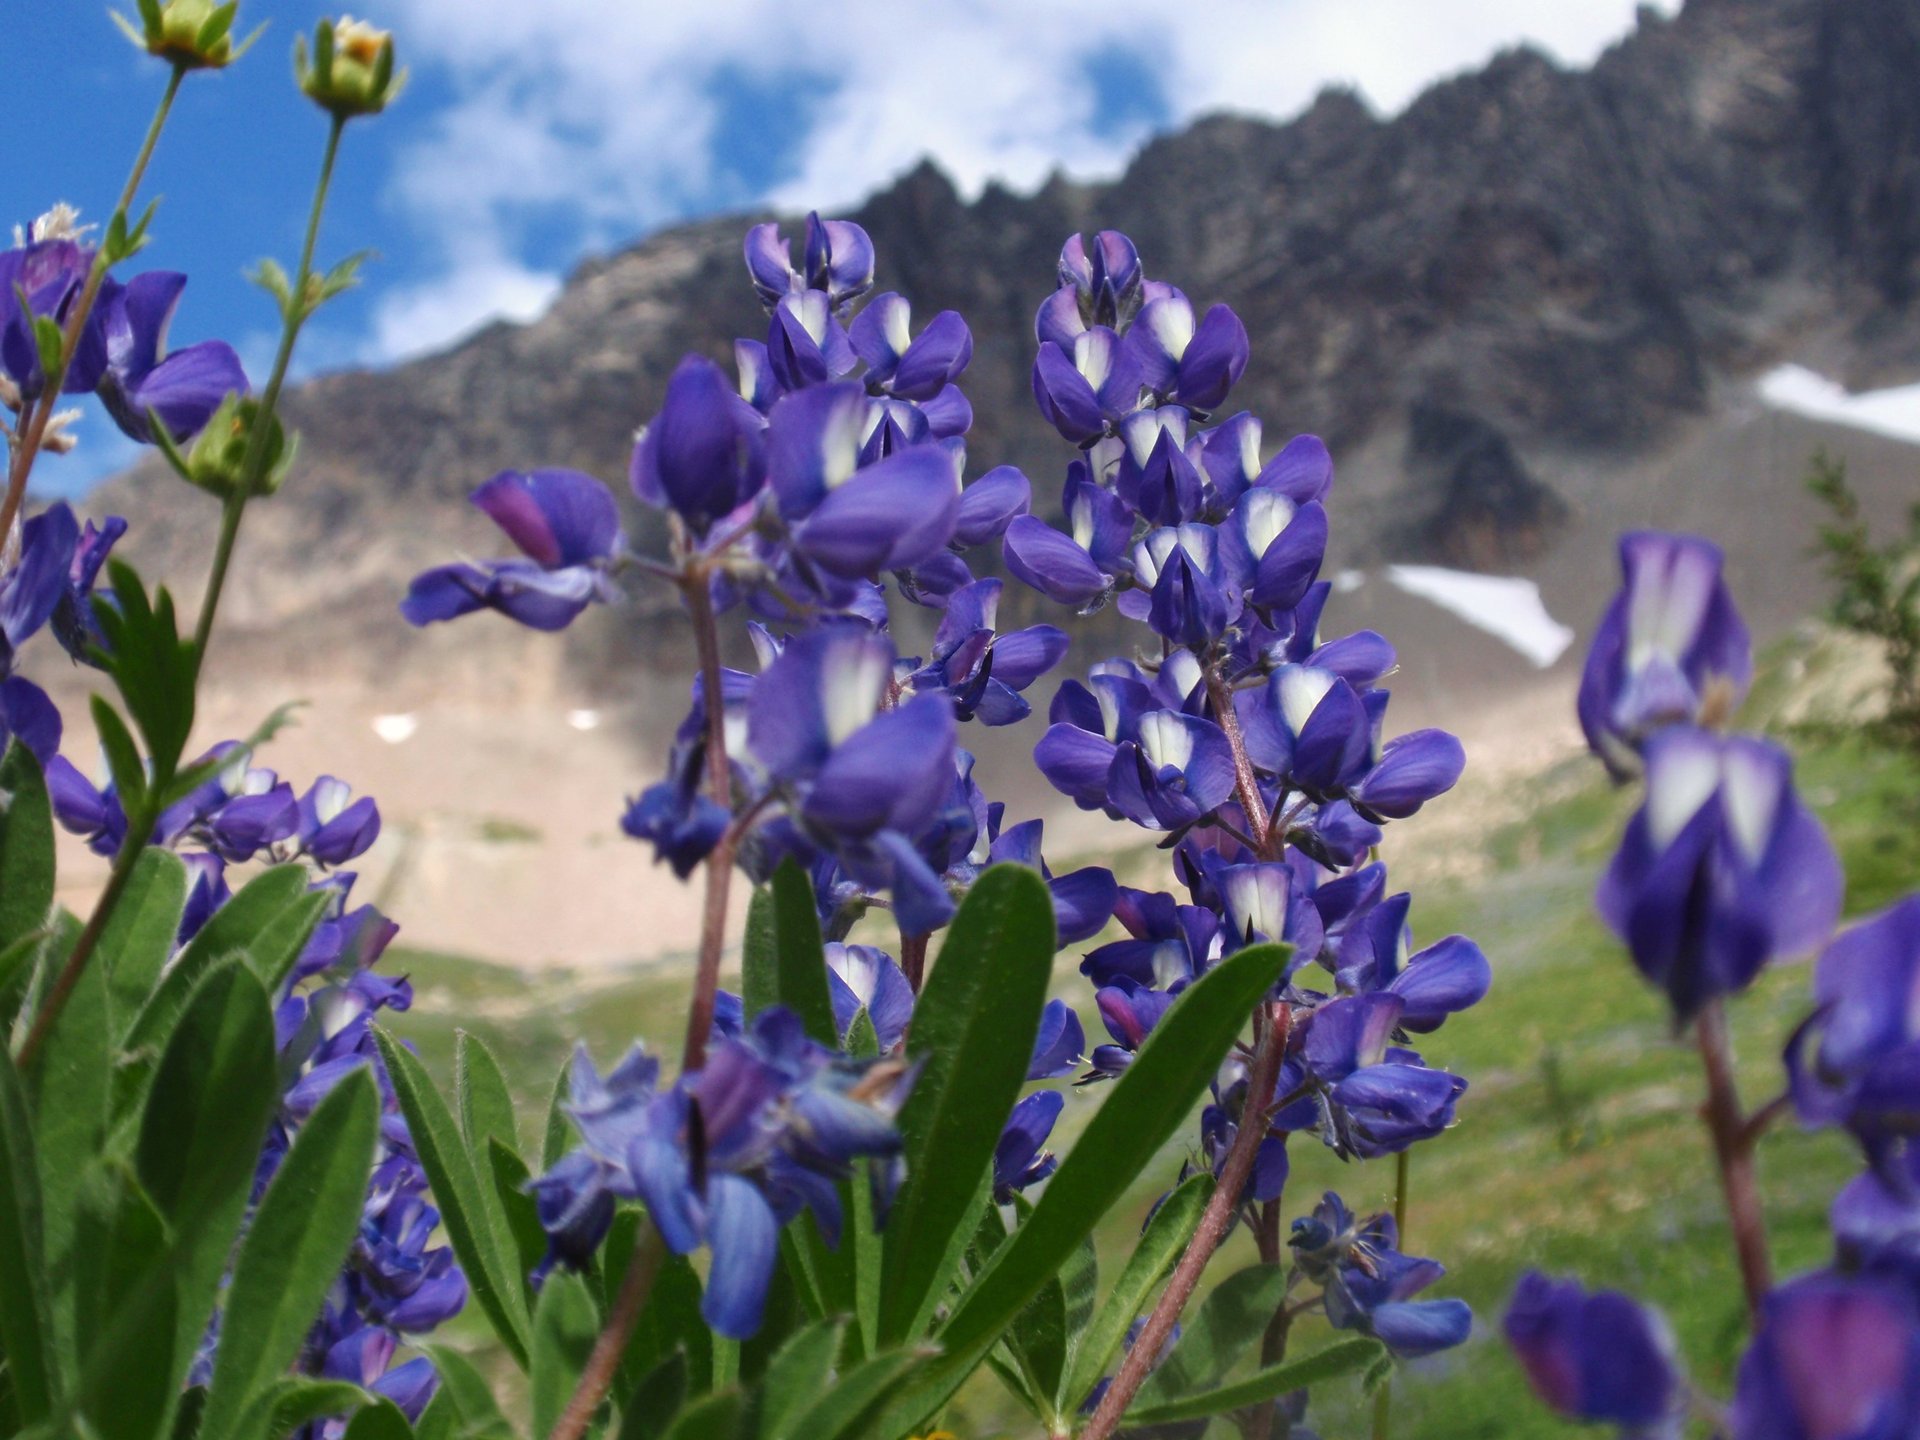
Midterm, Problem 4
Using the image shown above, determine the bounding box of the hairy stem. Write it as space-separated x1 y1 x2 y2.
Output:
1207 667 1273 855
900 931 929 993
16 796 159 1069
1696 998 1772 1320
194 115 346 662
680 569 734 1071
548 1224 668 1440
1 66 184 540
1082 1009 1287 1440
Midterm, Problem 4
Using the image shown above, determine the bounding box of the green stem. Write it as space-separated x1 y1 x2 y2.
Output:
1370 1149 1412 1440
1 65 185 540
193 114 346 663
15 797 159 1070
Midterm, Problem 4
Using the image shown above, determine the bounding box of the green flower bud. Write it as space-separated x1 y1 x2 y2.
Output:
295 16 406 119
112 0 249 71
181 394 297 498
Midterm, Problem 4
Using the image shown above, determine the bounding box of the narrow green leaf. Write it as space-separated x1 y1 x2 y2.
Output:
1133 1263 1288 1405
877 865 1054 1344
617 1353 687 1440
740 885 778 1024
768 859 836 1046
1005 1273 1067 1422
0 928 45 1033
488 1139 548 1292
872 942 1291 1434
373 1028 532 1367
529 1271 600 1440
456 1030 520 1160
99 848 188 1035
843 1009 883 1355
1060 1171 1213 1413
0 743 55 953
32 315 63 382
541 1055 574 1170
661 1390 743 1440
340 1397 413 1440
418 1347 511 1439
199 1068 380 1440
617 1237 710 1398
24 909 110 1365
89 698 147 812
0 1047 59 1425
1121 1336 1387 1426
228 1378 369 1440
71 1174 176 1440
782 1348 929 1440
753 1319 841 1440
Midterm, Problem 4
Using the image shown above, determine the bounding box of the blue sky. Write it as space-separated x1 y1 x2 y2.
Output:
9 0 1674 496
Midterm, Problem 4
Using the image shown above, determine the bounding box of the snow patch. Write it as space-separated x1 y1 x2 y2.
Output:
373 713 419 744
567 708 601 731
1384 565 1575 668
1759 365 1920 445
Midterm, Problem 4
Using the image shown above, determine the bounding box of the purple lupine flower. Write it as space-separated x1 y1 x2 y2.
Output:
1037 231 1145 345
1333 893 1491 1032
1221 488 1328 617
993 1090 1064 1201
1032 327 1141 445
1105 709 1238 833
630 354 767 535
296 777 380 867
51 513 127 665
1290 1192 1471 1357
1082 888 1219 993
1112 408 1205 527
1214 860 1323 961
1026 999 1086 1080
1240 663 1374 800
1123 291 1250 413
764 383 960 582
824 942 915 1051
1503 1272 1681 1433
904 578 1068 726
1034 672 1154 813
1 502 79 675
744 213 874 312
1831 1146 1920 1283
0 222 107 401
850 293 973 401
93 271 247 444
1728 1272 1920 1440
402 469 623 632
1328 1053 1467 1158
1084 982 1178 1081
1348 728 1466 823
979 814 1117 946
949 464 1031 549
1125 525 1233 648
1578 531 1752 777
1597 726 1842 1022
1786 896 1920 1151
1199 1066 1290 1205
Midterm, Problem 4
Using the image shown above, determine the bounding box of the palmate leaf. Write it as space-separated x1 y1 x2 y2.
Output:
92 560 197 788
198 1067 381 1440
876 864 1055 1346
373 1028 534 1368
868 941 1292 1435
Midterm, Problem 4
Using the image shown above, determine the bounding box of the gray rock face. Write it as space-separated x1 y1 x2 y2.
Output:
97 0 1920 671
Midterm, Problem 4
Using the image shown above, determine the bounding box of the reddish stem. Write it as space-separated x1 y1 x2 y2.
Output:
547 1226 666 1440
1206 668 1273 856
1081 1008 1288 1440
680 569 735 1072
1696 998 1773 1320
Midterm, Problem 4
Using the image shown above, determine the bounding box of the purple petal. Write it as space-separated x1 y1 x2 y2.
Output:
473 469 619 569
1174 304 1249 411
1003 516 1108 608
952 465 1031 548
795 445 959 578
701 1173 780 1339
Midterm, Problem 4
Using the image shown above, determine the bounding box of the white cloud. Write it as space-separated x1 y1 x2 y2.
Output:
373 0 1677 357
367 250 562 363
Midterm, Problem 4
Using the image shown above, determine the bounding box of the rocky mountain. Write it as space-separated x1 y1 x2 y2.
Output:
98 0 1920 697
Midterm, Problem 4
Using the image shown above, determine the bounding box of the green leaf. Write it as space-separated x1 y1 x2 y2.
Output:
1060 1171 1213 1413
0 928 45 1033
250 258 293 312
660 1390 743 1440
24 909 110 1365
617 1353 687 1440
0 743 55 953
456 1030 520 1160
373 1028 533 1367
781 1348 928 1440
769 859 836 1045
228 1378 370 1440
340 1397 414 1440
92 563 195 790
199 1068 380 1440
32 314 63 382
71 1173 176 1440
877 865 1055 1344
1120 1336 1387 1426
0 1047 59 1425
1004 1272 1067 1422
89 697 147 813
418 1347 511 1440
137 962 279 1403
529 1270 600 1440
617 1236 710 1399
488 1139 549 1292
1133 1263 1288 1405
98 848 188 1035
753 1319 841 1440
871 941 1291 1434
541 1055 574 1170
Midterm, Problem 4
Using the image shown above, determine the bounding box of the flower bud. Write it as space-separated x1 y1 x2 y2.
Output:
114 0 245 70
181 393 295 498
296 16 406 119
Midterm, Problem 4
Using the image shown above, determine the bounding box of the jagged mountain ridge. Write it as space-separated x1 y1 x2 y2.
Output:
98 0 1920 684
